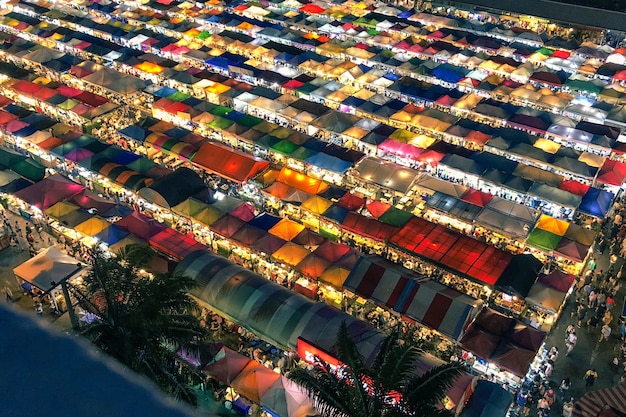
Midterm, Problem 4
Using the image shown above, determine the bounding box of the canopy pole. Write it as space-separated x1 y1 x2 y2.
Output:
61 280 80 330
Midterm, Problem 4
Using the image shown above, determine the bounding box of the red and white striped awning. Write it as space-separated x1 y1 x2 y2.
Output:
573 384 626 417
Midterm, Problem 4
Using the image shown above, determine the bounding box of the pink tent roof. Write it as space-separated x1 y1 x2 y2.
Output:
114 211 167 241
14 174 85 210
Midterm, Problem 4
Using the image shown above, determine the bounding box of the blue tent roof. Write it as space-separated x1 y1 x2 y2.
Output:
118 125 149 142
322 204 349 224
305 153 352 174
577 187 614 218
153 86 178 98
247 213 282 231
94 224 129 245
460 380 512 417
432 64 468 83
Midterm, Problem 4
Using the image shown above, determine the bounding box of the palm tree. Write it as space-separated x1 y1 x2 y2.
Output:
288 322 463 417
71 244 207 405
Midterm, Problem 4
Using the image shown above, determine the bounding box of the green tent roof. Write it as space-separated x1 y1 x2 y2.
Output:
378 207 414 227
527 228 562 251
271 140 300 155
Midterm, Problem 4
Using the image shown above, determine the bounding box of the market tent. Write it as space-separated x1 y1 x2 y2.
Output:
460 188 493 207
572 383 626 417
301 195 332 215
344 255 425 308
251 234 286 255
292 229 327 248
527 228 563 251
272 242 310 266
108 235 146 253
202 345 251 385
296 253 331 279
538 270 576 293
342 212 399 241
137 168 206 209
94 225 129 246
114 211 167 241
269 218 305 241
402 279 483 340
460 308 546 377
577 188 614 218
389 217 436 252
13 246 85 292
229 202 256 222
564 223 597 246
172 197 208 219
276 168 328 195
192 142 270 183
260 375 316 417
14 173 85 210
524 283 568 314
352 157 419 194
596 159 626 186
210 215 245 238
459 380 513 417
555 238 590 262
318 266 351 288
74 216 111 237
176 252 385 363
231 225 267 247
192 206 225 227
495 254 543 298
149 228 207 260
231 361 281 403
44 201 80 219
535 214 569 236
314 241 352 263
486 197 539 224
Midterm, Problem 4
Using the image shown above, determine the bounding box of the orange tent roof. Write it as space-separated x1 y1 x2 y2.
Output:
272 242 310 266
192 142 269 183
276 167 328 195
268 218 305 241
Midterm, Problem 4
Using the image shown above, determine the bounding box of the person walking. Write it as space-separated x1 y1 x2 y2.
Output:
3 281 12 302
599 323 612 343
566 330 577 356
562 398 574 417
584 369 598 389
559 377 571 395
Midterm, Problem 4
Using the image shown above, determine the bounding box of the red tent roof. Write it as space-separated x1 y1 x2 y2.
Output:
299 4 325 13
537 270 575 293
314 241 352 262
439 235 488 274
465 246 512 285
558 179 590 196
365 199 391 219
460 188 493 207
229 202 256 222
342 212 398 241
337 192 365 211
149 228 207 260
389 217 436 252
114 211 167 241
192 142 270 183
596 159 626 186
413 225 459 262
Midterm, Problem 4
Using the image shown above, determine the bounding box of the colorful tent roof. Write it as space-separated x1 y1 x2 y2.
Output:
268 218 305 241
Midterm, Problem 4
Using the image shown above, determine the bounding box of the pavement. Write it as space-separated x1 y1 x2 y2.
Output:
527 250 625 417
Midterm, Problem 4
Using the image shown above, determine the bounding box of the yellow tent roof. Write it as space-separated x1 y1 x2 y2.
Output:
534 138 561 154
301 195 332 215
269 218 305 241
536 214 569 236
75 216 111 237
272 242 310 266
134 61 164 74
192 206 225 227
44 201 80 219
172 197 209 217
319 266 350 288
